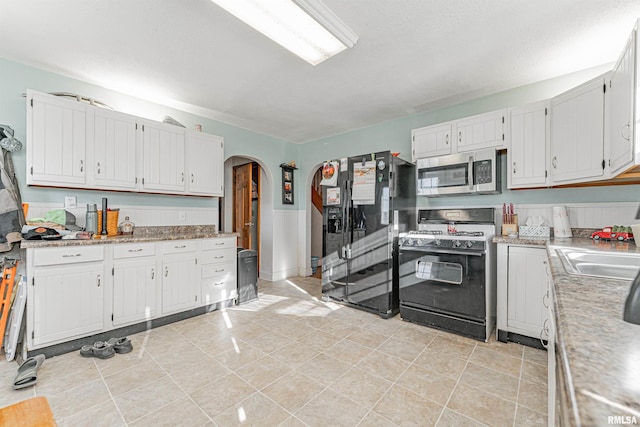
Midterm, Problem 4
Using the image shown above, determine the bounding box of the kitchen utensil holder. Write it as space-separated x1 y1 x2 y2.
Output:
96 210 119 236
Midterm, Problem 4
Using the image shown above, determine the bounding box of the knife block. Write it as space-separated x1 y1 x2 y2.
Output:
502 214 518 236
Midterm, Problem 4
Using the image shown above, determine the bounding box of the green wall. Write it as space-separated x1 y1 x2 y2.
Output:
3 57 639 214
0 58 296 210
297 63 640 208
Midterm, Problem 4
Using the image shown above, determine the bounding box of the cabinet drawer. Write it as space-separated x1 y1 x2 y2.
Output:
202 275 237 305
113 242 155 259
33 245 104 267
202 237 235 251
202 261 235 279
162 240 196 254
201 248 236 265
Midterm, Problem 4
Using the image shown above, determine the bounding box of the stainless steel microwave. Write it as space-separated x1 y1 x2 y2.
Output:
416 148 500 196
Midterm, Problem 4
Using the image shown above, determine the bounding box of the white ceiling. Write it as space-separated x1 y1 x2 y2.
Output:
2 0 640 143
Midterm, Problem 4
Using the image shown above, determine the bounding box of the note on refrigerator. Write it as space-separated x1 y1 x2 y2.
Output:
352 161 376 205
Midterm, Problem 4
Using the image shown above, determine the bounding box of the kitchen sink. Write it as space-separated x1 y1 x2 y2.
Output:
555 247 640 281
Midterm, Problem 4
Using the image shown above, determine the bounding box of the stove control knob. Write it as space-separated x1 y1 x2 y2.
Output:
465 240 474 248
453 240 462 248
416 239 424 246
400 238 406 246
434 239 442 246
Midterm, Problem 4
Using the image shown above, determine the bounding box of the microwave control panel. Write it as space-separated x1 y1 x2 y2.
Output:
473 159 493 185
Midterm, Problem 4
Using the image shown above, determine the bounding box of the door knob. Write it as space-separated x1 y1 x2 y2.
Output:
245 222 254 226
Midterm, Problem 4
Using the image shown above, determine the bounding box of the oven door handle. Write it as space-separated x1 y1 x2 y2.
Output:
402 248 485 257
468 155 474 191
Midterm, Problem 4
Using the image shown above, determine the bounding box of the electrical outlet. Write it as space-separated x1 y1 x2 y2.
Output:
178 211 186 222
64 196 76 209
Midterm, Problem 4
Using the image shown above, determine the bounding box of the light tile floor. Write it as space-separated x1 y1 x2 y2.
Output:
0 277 548 426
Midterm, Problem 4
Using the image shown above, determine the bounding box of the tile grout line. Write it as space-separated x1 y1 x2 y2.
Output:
433 340 478 426
512 347 525 427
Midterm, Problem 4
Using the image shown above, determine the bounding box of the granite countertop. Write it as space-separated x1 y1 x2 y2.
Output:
20 225 237 249
495 235 640 425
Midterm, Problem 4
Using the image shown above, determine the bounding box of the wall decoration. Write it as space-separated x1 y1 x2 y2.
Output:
320 161 339 186
280 163 297 205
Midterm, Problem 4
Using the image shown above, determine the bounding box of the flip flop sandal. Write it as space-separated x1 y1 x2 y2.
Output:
13 354 45 390
79 341 115 359
106 337 133 354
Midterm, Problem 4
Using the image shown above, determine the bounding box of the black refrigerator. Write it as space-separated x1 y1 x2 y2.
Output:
321 151 415 318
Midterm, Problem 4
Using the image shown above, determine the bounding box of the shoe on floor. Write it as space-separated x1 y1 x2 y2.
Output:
13 354 45 390
80 341 115 359
106 336 133 354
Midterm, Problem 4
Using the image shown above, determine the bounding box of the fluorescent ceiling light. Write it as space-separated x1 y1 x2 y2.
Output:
210 0 358 65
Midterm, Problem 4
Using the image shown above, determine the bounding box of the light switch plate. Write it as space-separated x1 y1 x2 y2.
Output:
64 196 77 209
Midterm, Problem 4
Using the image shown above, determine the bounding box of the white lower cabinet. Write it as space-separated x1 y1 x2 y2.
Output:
26 237 236 353
112 243 157 326
161 251 198 315
28 246 105 348
506 246 549 339
497 244 549 342
201 237 237 306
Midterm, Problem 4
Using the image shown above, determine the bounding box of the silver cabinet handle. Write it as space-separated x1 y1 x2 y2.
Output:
165 267 168 277
191 173 194 183
151 269 155 279
175 245 186 249
540 319 550 349
542 290 549 308
181 172 184 182
622 123 631 141
513 161 516 174
128 248 143 252
215 242 224 246
214 281 224 286
214 256 224 259
62 254 82 258
80 159 84 172
445 134 449 145
215 269 225 272
97 162 101 174
458 131 462 143
552 156 557 169
97 275 101 287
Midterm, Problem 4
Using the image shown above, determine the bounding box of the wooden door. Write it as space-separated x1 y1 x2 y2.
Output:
234 164 252 250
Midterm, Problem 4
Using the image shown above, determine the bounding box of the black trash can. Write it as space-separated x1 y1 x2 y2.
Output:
237 249 258 304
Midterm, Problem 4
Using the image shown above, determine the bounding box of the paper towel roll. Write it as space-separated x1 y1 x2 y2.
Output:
553 206 572 238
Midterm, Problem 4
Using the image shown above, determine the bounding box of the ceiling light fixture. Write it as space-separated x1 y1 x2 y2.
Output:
210 0 358 66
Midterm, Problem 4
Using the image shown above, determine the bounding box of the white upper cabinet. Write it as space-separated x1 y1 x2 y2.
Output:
93 108 138 190
26 90 224 197
550 75 606 184
27 90 87 187
607 25 637 176
411 123 452 161
186 130 224 196
455 109 506 152
508 101 549 189
141 120 186 193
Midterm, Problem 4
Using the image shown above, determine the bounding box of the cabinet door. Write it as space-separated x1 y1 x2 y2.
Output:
113 257 157 326
608 29 636 176
550 76 605 184
508 102 549 188
186 131 224 196
506 246 548 338
142 120 186 193
455 109 505 152
161 252 198 314
27 90 87 186
94 108 138 190
411 123 452 160
31 263 104 347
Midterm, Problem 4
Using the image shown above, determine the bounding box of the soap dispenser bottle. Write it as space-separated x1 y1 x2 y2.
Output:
623 271 640 325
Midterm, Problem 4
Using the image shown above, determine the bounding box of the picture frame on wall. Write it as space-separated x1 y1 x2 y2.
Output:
280 163 296 205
